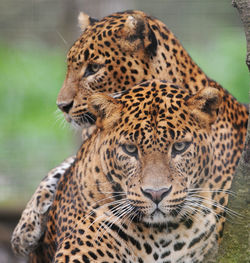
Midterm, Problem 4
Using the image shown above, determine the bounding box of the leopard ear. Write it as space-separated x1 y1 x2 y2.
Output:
117 14 157 56
88 93 122 130
186 87 222 127
78 12 98 31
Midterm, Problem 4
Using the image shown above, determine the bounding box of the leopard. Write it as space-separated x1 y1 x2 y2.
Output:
11 10 249 257
11 156 75 256
28 80 248 263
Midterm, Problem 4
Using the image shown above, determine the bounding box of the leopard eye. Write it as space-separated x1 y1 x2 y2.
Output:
83 63 101 78
173 142 186 151
122 144 138 157
172 141 191 156
90 63 100 72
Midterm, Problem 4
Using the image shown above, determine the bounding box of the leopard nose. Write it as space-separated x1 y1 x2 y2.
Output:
57 101 74 114
141 186 172 204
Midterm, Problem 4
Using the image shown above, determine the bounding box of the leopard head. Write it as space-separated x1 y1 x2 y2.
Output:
85 80 221 225
56 10 208 129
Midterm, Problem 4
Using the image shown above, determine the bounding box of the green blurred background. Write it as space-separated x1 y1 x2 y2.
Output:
0 0 249 207
0 0 249 261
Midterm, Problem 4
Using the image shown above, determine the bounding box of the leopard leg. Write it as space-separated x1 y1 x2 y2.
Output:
11 156 75 256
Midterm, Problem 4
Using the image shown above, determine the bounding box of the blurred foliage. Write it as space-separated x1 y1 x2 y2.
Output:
188 33 249 103
0 31 249 206
0 43 78 206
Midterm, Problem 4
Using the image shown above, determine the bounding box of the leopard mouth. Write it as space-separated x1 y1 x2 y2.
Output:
65 112 96 128
151 208 166 217
133 203 185 225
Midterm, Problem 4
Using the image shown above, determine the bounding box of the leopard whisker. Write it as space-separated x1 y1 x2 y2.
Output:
101 191 127 194
88 201 129 232
83 181 120 187
85 112 96 123
54 109 64 122
181 205 205 223
119 208 135 226
80 197 128 225
185 197 217 216
185 198 227 222
188 188 237 197
94 203 133 242
107 205 134 231
88 195 127 209
92 197 128 210
54 109 68 129
189 194 241 218
126 208 140 229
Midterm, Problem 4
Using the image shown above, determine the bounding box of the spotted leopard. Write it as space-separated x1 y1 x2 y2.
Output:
12 10 248 257
29 80 248 263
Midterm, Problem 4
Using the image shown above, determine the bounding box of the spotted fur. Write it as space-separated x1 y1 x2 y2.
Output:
12 10 248 258
29 80 247 263
11 156 75 256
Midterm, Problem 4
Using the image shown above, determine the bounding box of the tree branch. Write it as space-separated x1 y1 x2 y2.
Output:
232 0 250 70
216 0 250 262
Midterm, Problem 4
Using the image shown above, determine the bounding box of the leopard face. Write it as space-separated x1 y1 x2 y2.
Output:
87 80 221 226
57 10 209 128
